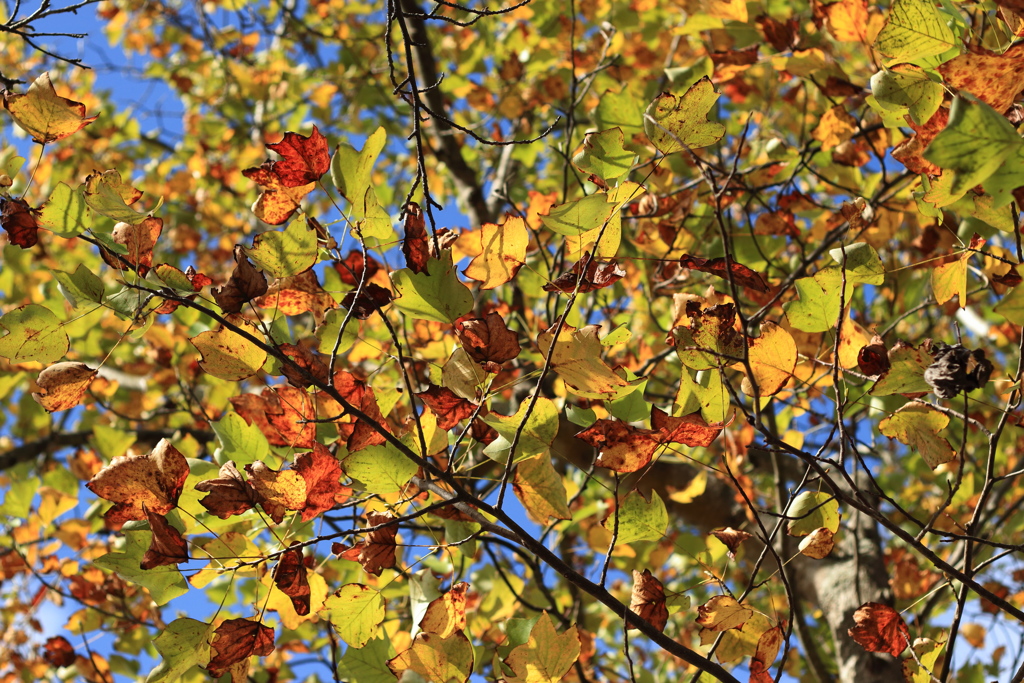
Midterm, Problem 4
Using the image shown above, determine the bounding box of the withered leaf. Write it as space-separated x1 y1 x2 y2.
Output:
273 543 311 616
267 126 330 187
112 216 162 275
333 371 390 452
402 202 431 274
334 249 381 286
214 246 269 314
923 343 993 399
42 636 76 668
416 385 477 430
293 443 347 521
360 511 398 576
544 256 626 294
256 269 337 323
32 362 97 413
455 312 521 366
750 626 784 682
206 619 275 679
848 602 909 658
195 461 260 519
278 343 330 389
86 439 189 529
678 254 769 292
858 335 890 377
140 506 189 569
709 527 753 557
341 281 393 320
231 385 317 449
575 419 661 473
628 569 669 632
651 406 726 447
0 196 40 248
695 595 752 632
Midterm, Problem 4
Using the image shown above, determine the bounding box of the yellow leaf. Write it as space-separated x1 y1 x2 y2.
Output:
537 324 646 399
837 313 872 369
190 319 268 381
813 105 858 149
741 322 796 396
879 404 956 469
695 595 753 633
463 214 528 289
504 612 581 683
246 461 307 510
32 362 97 412
2 73 98 143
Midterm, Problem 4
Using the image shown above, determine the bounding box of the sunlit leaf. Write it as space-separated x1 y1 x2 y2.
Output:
2 72 98 143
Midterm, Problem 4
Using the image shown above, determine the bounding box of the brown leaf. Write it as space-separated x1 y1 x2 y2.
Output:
256 269 337 323
651 406 726 447
939 43 1024 113
32 362 97 412
628 569 668 632
402 202 431 274
278 343 330 388
360 511 398 576
112 216 162 275
848 602 910 657
293 443 347 521
267 126 330 186
709 527 753 557
678 254 769 292
86 439 189 529
455 312 521 366
798 527 835 559
858 335 890 377
140 506 189 569
333 371 391 451
543 255 626 293
757 15 799 52
231 385 317 449
241 161 314 225
416 385 477 430
195 461 260 519
273 543 311 615
981 581 1011 614
0 197 40 248
206 619 275 679
891 108 948 175
750 626 783 681
42 636 76 668
214 246 269 314
341 281 393 320
333 249 381 286
575 419 661 473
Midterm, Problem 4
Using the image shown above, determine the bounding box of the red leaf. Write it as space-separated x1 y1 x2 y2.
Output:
0 197 40 248
334 249 381 286
455 312 521 366
267 126 330 187
402 203 431 274
278 343 330 389
42 636 76 668
185 266 213 290
214 246 269 314
544 256 626 294
195 461 260 519
293 443 347 521
651 406 726 447
628 569 668 632
847 602 910 658
273 543 311 615
334 371 391 451
678 254 769 292
417 385 477 430
242 161 313 225
342 282 393 320
575 419 660 473
206 619 275 679
140 507 189 569
231 386 316 449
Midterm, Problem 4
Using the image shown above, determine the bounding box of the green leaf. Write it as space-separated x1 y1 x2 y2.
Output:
392 253 474 324
879 404 955 469
981 143 1024 208
565 404 598 428
869 65 943 126
52 264 104 307
84 170 155 224
320 584 386 648
607 378 650 422
338 635 397 683
784 268 843 333
644 76 725 153
244 214 318 278
0 304 68 364
331 126 387 219
923 95 1022 204
870 342 932 396
38 181 94 237
90 424 136 460
873 0 957 63
153 264 194 291
482 396 559 462
540 193 617 237
829 243 885 285
786 491 840 536
605 491 668 545
316 309 358 356
572 127 636 183
94 522 189 605
145 618 212 683
341 442 418 493
0 472 40 518
358 186 396 245
212 412 270 466
996 283 1024 325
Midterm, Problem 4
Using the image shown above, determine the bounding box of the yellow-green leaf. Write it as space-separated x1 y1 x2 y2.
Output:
244 215 318 278
644 77 725 153
513 454 571 523
388 631 475 683
879 404 955 469
320 584 385 648
537 324 646 400
741 322 796 397
190 324 267 381
0 304 68 364
873 0 957 63
786 491 840 536
504 612 581 683
482 397 559 463
604 491 668 545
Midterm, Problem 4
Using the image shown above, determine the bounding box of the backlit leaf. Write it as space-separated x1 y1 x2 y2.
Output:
628 569 668 632
32 362 96 412
87 439 189 528
267 126 330 186
0 304 68 364
695 595 753 632
873 0 957 63
503 612 580 683
572 127 636 182
879 403 955 469
146 618 212 683
2 73 98 143
870 64 943 126
870 341 933 396
392 252 474 323
205 619 275 680
513 454 572 523
388 631 474 683
320 584 386 648
331 126 386 219
464 214 528 289
190 322 267 381
244 215 318 278
482 396 559 462
604 491 668 544
848 603 910 658
644 77 725 153
741 322 797 397
537 324 646 400
786 491 840 536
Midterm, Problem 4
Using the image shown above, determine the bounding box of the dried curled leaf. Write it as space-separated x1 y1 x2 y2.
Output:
678 254 769 292
273 543 311 616
575 419 660 473
455 312 521 367
32 362 97 412
402 202 431 274
205 619 275 680
141 507 189 569
292 443 348 521
214 246 269 314
0 196 41 248
923 343 993 399
416 385 477 430
195 461 260 519
709 527 753 557
86 439 189 529
42 636 76 668
336 512 398 576
543 255 625 294
341 281 393 320
628 569 669 632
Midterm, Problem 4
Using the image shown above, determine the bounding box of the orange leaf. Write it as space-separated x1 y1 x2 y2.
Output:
419 582 469 638
651 407 726 447
464 214 528 289
42 636 76 667
242 161 314 225
359 511 398 576
256 269 336 323
206 619 275 679
848 602 909 657
939 43 1024 113
245 461 307 523
749 626 784 681
2 73 98 143
267 126 330 186
86 439 189 529
293 443 347 521
628 569 668 632
575 419 661 473
32 362 97 413
417 385 477 430
695 595 752 632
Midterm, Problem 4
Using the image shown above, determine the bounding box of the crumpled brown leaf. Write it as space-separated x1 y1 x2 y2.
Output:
334 511 398 576
205 618 275 680
273 543 311 616
402 202 431 274
214 246 269 314
416 385 477 430
628 569 668 632
86 439 189 529
140 506 189 569
195 461 261 519
0 196 40 248
544 255 626 294
455 312 521 368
